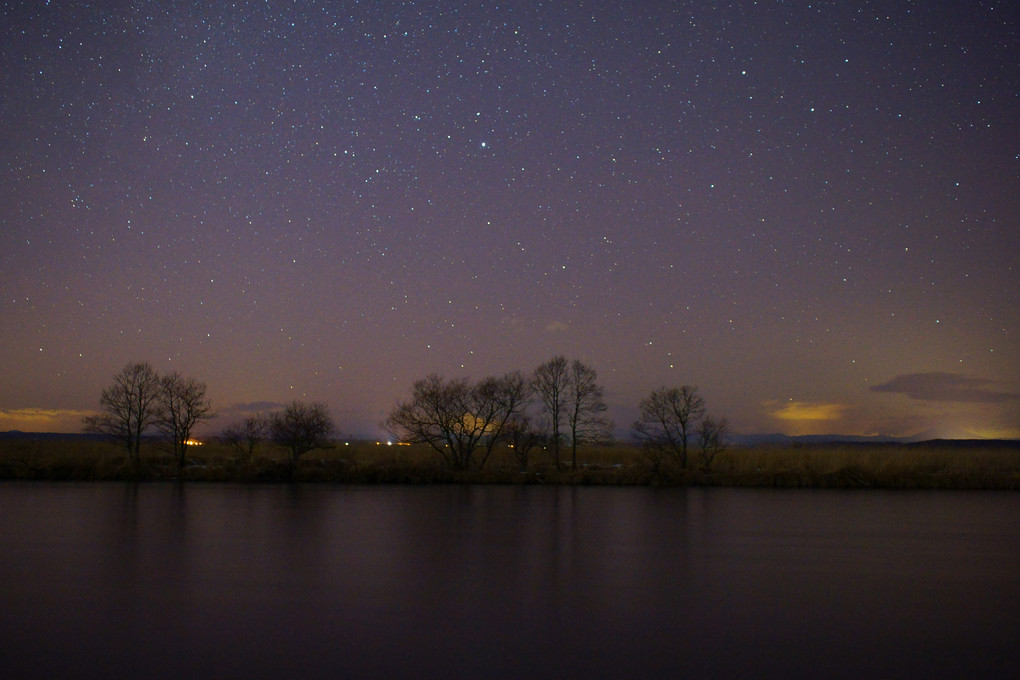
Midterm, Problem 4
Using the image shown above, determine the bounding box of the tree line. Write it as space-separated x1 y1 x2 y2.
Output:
384 355 728 472
385 356 614 471
84 358 727 474
83 362 334 474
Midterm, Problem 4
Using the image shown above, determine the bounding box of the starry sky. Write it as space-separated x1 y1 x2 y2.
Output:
2 0 1018 439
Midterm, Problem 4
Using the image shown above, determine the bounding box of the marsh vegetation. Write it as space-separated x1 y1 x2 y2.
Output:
1 436 1017 489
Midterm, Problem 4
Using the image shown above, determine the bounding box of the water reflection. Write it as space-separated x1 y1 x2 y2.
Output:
1 484 1018 679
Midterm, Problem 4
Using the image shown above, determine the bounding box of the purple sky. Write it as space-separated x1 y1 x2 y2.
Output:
2 1 1017 439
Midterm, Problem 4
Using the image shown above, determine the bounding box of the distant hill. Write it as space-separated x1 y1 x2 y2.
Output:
730 433 908 446
0 430 110 441
729 432 1019 449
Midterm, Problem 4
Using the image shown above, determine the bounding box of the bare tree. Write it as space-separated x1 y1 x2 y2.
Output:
532 356 570 469
474 371 532 467
565 359 613 468
155 371 214 470
696 415 729 473
82 362 161 470
269 401 335 470
222 413 269 459
502 413 544 472
631 385 706 469
386 372 529 470
387 374 470 468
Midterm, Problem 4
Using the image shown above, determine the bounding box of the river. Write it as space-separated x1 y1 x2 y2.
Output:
2 483 1018 679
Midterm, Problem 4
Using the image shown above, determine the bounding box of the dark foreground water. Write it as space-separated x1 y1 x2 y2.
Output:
1 483 1019 679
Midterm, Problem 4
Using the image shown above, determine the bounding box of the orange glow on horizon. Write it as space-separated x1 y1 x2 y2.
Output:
770 401 848 422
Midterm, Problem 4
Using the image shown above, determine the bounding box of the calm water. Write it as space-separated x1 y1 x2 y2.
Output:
2 483 1019 679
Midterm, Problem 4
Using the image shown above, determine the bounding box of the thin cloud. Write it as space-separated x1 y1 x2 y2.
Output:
219 401 286 415
871 373 1020 403
0 408 94 432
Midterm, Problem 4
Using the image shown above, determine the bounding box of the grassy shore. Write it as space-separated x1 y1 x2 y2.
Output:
2 436 1019 489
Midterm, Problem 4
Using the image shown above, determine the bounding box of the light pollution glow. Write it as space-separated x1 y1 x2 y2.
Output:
1 2 1017 440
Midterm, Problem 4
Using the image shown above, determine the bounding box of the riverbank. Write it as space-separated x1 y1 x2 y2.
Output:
1 437 1018 489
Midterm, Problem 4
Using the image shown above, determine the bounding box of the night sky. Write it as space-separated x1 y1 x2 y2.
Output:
2 1 1017 439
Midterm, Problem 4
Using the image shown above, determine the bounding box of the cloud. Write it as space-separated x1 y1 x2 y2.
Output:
871 373 1020 403
544 320 569 332
0 408 94 432
769 401 849 422
220 401 286 414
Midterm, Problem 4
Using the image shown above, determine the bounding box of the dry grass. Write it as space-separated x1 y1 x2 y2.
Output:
1 436 1018 488
713 441 1020 489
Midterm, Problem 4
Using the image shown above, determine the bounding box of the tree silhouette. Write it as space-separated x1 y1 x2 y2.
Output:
82 362 161 471
386 372 529 470
502 413 544 472
532 356 570 469
222 413 269 459
632 385 706 469
155 372 214 471
696 415 729 472
270 401 335 472
565 359 613 468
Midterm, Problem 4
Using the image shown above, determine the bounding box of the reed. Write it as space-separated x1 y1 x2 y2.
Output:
713 441 1020 489
1 437 1018 489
